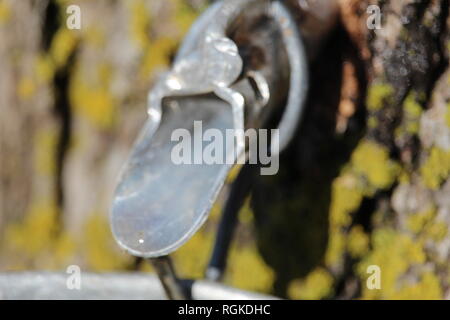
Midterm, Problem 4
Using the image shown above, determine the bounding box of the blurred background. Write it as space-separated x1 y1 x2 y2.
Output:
0 0 449 299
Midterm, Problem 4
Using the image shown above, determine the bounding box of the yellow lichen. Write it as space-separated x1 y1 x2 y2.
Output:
392 272 442 300
141 37 177 77
5 203 58 257
288 268 334 300
398 169 410 184
225 164 243 184
3 202 75 269
82 214 131 271
174 206 274 294
367 83 393 111
17 77 36 99
83 27 105 48
34 129 58 175
368 116 378 129
404 94 422 118
420 147 450 190
49 28 78 69
424 221 448 243
407 207 448 247
171 0 199 34
173 228 214 280
129 0 151 50
351 140 400 190
227 242 275 293
324 140 399 270
325 231 346 267
35 54 55 84
347 225 369 258
53 232 76 264
0 1 11 23
407 208 436 234
357 228 427 299
399 93 423 135
330 174 363 228
238 198 254 225
70 65 117 130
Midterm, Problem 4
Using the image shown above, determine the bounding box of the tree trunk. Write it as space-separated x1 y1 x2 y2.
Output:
252 0 450 299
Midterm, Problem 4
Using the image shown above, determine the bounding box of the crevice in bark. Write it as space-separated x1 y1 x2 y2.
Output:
41 0 60 51
53 52 76 227
42 0 76 229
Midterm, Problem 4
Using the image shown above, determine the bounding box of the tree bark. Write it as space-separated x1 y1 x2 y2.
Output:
252 0 450 299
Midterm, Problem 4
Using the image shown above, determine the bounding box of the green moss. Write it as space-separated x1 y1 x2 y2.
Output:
288 268 334 300
367 83 394 111
420 147 450 189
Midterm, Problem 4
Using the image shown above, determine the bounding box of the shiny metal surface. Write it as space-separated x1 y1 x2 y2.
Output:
0 272 277 300
110 0 309 258
269 1 308 155
111 96 234 258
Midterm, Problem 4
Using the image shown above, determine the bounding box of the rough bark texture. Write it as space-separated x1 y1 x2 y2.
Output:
0 0 449 299
252 0 450 299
